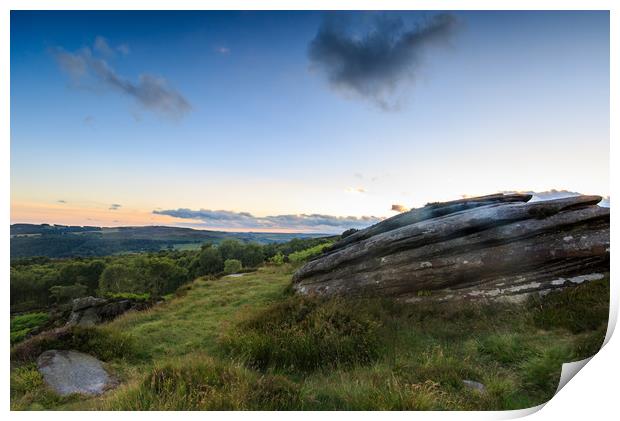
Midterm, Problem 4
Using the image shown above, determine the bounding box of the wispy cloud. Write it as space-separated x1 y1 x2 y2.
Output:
52 37 191 119
215 46 230 54
345 186 366 194
57 199 67 204
93 36 131 57
308 13 459 110
109 203 122 211
153 208 382 233
93 36 115 57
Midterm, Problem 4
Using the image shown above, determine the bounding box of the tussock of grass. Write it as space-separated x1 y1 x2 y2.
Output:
478 333 532 364
520 344 573 393
103 356 301 410
220 296 384 372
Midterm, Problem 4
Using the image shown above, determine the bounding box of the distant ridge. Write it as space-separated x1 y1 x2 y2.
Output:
10 224 328 259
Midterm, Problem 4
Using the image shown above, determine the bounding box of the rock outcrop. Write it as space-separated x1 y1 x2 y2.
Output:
67 296 151 327
37 350 116 396
293 194 609 302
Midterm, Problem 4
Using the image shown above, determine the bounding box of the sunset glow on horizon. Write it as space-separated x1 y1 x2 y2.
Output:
11 11 609 233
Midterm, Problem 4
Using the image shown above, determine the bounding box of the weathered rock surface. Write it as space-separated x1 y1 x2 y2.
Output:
67 296 150 327
37 350 116 396
293 194 609 302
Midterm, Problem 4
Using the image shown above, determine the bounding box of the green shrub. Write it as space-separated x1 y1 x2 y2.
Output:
269 252 285 266
10 326 139 364
10 312 49 345
224 259 243 275
529 276 609 333
288 242 333 264
220 296 383 372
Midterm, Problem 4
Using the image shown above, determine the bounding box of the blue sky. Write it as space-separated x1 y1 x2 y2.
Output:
10 11 609 232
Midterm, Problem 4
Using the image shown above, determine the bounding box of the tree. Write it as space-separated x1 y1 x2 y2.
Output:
59 260 105 294
218 239 244 261
198 246 224 275
49 284 88 303
142 257 188 296
224 259 242 274
239 243 264 268
99 263 144 295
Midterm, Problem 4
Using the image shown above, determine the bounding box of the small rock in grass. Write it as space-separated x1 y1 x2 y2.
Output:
462 379 486 393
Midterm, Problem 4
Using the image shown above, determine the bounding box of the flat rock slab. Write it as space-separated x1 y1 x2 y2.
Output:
293 194 610 301
37 350 115 396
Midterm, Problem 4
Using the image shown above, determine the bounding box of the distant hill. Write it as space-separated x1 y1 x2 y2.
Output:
10 224 327 259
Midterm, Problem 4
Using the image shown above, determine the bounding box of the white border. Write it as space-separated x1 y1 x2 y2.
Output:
2 1 616 420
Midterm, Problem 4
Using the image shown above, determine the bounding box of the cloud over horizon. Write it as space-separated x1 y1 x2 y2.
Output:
308 13 458 109
391 204 409 213
153 208 382 233
52 37 190 119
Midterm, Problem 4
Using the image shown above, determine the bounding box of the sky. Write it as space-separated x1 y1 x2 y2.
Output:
10 11 610 233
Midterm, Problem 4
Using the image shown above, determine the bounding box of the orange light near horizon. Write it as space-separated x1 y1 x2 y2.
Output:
10 201 186 228
9 201 326 233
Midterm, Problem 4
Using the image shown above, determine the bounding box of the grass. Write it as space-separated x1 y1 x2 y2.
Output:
10 266 609 411
220 296 384 372
11 312 49 345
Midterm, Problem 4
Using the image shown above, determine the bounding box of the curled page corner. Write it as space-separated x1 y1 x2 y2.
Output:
555 357 593 395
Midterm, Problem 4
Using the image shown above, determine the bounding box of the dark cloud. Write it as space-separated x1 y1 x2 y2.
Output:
52 37 190 119
308 13 458 109
391 204 409 213
153 208 382 233
109 204 122 211
57 200 67 204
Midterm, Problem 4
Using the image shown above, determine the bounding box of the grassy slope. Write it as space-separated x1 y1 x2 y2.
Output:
11 266 291 410
11 265 608 411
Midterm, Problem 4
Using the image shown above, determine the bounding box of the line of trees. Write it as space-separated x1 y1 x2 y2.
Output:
11 236 337 313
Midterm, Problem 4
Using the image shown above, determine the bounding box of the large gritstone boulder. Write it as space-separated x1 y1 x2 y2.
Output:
292 194 609 303
37 350 117 396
